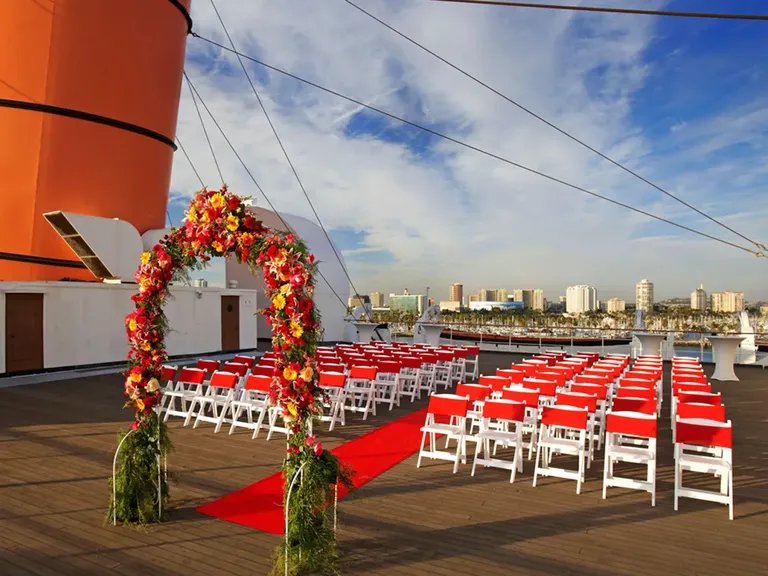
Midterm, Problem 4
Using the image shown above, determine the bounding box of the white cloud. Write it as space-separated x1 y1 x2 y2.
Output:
169 0 768 303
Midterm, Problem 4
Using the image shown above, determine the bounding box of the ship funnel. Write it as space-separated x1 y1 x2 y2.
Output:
43 212 143 281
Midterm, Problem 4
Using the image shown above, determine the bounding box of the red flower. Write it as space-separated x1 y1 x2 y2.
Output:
228 196 240 210
314 442 323 456
304 435 316 447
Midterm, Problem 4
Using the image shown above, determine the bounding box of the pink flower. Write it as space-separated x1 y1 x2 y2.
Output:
314 442 323 456
131 421 139 431
289 273 305 287
304 435 316 447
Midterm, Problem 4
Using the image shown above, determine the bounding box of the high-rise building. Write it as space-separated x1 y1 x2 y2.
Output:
497 288 508 302
468 294 479 304
478 288 496 302
369 291 384 307
565 285 597 314
512 288 543 310
635 279 654 312
348 294 368 308
389 293 427 314
449 283 463 305
711 291 745 313
690 284 707 311
606 297 626 313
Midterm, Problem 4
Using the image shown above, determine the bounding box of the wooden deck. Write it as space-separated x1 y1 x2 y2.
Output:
1 353 766 575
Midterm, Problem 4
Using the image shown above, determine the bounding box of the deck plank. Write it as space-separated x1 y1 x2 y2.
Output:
0 352 766 575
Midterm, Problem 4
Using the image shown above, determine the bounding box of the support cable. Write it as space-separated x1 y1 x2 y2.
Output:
183 72 367 318
183 70 225 185
190 33 765 258
343 0 767 254
208 0 375 321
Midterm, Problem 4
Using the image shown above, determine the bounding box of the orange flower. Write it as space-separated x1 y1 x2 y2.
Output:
283 367 298 381
212 240 224 253
299 366 313 381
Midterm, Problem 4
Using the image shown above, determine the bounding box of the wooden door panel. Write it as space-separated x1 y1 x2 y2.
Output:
5 293 44 373
221 295 240 352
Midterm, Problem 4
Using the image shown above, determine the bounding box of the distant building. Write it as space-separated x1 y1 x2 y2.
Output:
469 301 524 312
389 293 427 314
439 301 461 312
496 288 508 302
468 294 479 304
369 291 384 307
635 279 654 312
711 291 745 313
449 283 463 306
760 306 768 316
690 284 707 311
348 294 368 308
428 298 435 306
513 288 545 311
478 288 496 301
607 297 626 313
193 278 208 287
566 285 597 314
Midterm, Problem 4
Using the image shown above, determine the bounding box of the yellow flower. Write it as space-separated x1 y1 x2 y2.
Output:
287 402 298 417
226 214 239 231
186 206 198 223
201 210 211 223
129 372 143 383
210 193 226 209
128 319 138 332
191 240 202 252
136 398 145 411
273 293 286 310
273 249 288 266
299 366 313 382
140 342 152 352
212 240 224 253
140 251 151 265
280 283 291 294
146 378 160 393
283 367 298 381
289 322 304 338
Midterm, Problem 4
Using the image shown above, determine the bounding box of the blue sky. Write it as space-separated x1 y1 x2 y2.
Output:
170 0 768 302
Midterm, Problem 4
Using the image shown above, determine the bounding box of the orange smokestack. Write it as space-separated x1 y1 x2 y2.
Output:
0 0 192 281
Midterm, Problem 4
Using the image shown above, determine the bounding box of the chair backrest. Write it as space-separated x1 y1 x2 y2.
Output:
516 363 539 377
400 356 423 369
251 365 274 377
418 353 438 364
496 368 524 383
318 371 347 388
427 394 470 418
574 374 610 386
436 351 455 362
520 379 556 397
259 357 277 366
349 365 377 380
619 377 656 389
610 397 656 415
557 392 597 413
616 386 655 400
223 362 248 377
541 405 588 429
209 371 238 389
464 346 480 356
161 365 178 382
672 373 707 385
538 370 566 386
178 367 206 385
677 391 721 406
482 399 526 422
233 355 255 368
549 364 575 379
627 370 658 381
606 411 657 439
376 360 402 375
479 375 512 392
570 382 607 400
675 419 732 449
456 383 492 403
672 382 711 396
318 362 345 373
452 348 469 359
196 359 219 373
245 374 273 392
676 402 726 422
501 387 540 407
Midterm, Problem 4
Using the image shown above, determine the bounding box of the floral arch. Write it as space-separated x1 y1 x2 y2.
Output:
110 186 351 574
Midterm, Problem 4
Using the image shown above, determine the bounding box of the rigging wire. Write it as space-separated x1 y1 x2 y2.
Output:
183 70 225 185
182 72 368 317
427 0 768 21
208 0 376 322
191 33 766 259
343 0 767 254
175 135 206 189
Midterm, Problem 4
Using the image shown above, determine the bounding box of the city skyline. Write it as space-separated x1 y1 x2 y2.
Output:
174 2 767 300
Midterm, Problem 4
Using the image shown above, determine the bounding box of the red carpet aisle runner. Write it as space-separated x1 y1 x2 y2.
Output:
197 406 429 534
